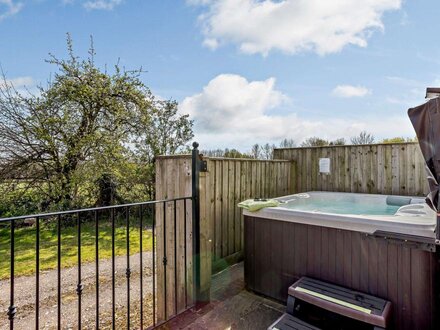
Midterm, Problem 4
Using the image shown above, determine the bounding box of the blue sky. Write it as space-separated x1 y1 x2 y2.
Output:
1 0 439 151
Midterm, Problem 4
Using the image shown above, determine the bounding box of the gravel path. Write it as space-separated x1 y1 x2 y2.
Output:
0 252 156 329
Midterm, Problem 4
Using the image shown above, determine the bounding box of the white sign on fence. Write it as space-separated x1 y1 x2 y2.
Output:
319 158 331 174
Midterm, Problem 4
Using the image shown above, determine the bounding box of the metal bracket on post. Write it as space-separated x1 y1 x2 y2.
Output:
200 160 208 172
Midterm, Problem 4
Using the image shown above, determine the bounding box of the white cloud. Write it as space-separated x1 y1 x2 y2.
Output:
385 75 440 107
83 0 122 10
203 38 219 50
332 85 371 98
189 0 402 56
385 76 424 87
180 74 289 133
0 0 23 22
179 74 413 150
0 76 35 89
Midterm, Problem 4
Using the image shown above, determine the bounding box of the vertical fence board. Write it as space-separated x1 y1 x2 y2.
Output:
227 161 235 256
175 159 185 313
240 161 247 251
384 145 393 194
183 160 194 307
234 161 241 253
221 161 229 258
165 159 177 318
199 166 212 299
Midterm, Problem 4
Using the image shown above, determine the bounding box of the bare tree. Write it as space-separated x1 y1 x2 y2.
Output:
201 149 226 157
251 144 261 159
350 131 375 145
261 143 275 160
279 138 296 148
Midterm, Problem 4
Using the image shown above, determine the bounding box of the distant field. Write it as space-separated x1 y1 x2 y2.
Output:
0 220 153 279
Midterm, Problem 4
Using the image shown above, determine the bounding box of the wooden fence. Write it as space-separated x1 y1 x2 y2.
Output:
153 142 429 320
155 155 295 283
273 142 429 196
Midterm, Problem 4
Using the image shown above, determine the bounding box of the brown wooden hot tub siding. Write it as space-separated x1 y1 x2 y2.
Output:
244 216 440 330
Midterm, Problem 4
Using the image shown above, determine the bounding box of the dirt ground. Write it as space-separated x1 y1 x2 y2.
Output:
0 252 155 330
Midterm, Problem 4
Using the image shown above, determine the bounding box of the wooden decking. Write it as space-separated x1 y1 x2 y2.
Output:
160 262 284 329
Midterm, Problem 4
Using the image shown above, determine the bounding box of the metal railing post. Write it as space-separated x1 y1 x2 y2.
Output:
8 219 16 330
191 142 202 304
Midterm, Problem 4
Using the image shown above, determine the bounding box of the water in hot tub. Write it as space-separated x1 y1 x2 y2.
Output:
282 195 401 215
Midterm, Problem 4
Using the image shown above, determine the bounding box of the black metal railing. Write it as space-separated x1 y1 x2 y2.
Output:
0 143 206 329
0 196 196 329
0 143 205 330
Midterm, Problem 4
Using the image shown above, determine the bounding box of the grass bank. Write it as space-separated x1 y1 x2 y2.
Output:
0 219 153 279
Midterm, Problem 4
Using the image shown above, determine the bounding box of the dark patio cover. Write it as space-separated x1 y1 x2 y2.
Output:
408 97 440 212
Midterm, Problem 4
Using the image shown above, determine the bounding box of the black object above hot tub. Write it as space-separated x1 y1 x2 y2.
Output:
408 97 440 213
408 97 440 244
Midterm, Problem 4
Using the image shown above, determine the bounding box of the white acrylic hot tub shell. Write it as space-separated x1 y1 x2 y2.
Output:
242 191 436 239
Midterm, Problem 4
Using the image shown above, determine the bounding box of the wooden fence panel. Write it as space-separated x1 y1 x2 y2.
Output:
155 156 194 322
155 156 295 277
274 142 429 196
205 158 294 270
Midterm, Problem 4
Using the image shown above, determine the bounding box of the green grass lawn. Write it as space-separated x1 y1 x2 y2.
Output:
0 219 153 279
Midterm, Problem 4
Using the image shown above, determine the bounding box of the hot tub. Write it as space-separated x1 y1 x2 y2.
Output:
243 192 440 329
249 191 436 238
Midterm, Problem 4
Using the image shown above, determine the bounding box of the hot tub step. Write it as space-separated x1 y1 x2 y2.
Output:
288 277 391 329
268 313 321 330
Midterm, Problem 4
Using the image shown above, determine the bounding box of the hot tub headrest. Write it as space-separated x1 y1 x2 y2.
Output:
386 196 412 207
